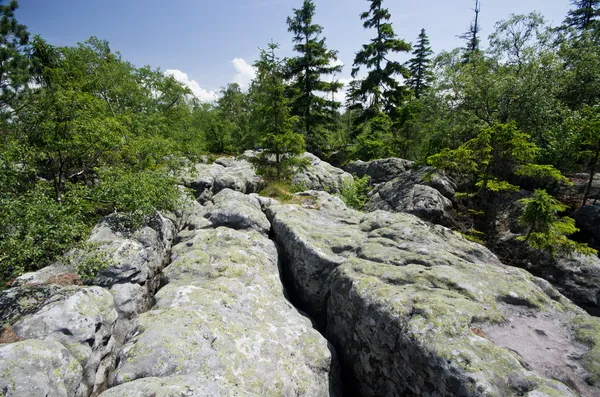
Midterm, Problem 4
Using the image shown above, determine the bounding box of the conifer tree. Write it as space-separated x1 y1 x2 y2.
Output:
286 0 343 156
406 29 434 98
347 0 411 160
0 0 30 115
250 42 306 181
349 0 411 119
459 0 482 62
564 0 600 33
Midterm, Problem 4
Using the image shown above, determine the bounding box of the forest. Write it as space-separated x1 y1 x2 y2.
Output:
1 0 599 285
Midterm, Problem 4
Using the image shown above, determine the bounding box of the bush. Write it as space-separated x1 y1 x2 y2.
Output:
338 175 371 210
0 185 91 284
518 189 597 258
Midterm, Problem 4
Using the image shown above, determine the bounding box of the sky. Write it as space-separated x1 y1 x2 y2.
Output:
16 0 571 102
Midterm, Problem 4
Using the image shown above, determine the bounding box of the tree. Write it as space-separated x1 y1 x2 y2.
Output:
286 0 343 156
563 0 600 33
518 189 597 257
349 0 411 118
0 0 30 116
406 29 433 98
347 0 411 160
250 42 306 181
216 83 250 153
573 105 600 206
459 0 482 61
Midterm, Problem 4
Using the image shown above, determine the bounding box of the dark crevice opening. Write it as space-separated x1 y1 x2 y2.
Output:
269 225 361 397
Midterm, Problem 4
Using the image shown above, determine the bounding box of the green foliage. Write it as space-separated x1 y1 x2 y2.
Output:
249 42 307 181
0 184 91 282
286 0 343 156
348 0 411 129
92 168 182 230
518 189 597 257
0 0 30 116
72 242 116 282
338 175 371 210
406 29 434 98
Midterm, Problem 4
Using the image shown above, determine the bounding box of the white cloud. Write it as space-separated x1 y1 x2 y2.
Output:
165 69 218 103
232 58 257 90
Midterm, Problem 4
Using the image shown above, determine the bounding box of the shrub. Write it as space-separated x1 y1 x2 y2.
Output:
518 189 597 258
338 175 371 210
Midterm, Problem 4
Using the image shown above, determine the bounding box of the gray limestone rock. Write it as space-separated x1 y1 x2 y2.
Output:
344 157 414 184
201 188 271 235
0 339 83 397
292 153 353 194
366 170 454 226
1 285 117 396
106 200 341 396
267 192 600 397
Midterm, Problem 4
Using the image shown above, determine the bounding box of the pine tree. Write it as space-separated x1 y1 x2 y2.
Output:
459 0 482 62
348 0 411 119
564 0 600 32
346 0 411 160
286 0 343 156
250 42 306 182
406 29 434 98
0 0 30 115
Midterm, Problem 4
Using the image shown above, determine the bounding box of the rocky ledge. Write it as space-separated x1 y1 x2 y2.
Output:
267 191 600 397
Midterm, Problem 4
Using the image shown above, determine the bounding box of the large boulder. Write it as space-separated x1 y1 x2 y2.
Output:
572 204 600 252
265 192 600 397
104 193 341 396
366 168 455 226
0 285 117 396
0 339 83 397
292 153 354 194
497 236 600 316
179 157 264 202
344 157 414 184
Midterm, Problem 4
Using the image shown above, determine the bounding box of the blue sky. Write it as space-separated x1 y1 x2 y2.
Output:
17 0 571 100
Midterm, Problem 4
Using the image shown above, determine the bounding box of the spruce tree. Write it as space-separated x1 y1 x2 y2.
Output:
347 0 411 160
250 42 306 182
459 0 482 62
0 0 30 115
286 0 343 156
406 29 434 98
349 0 411 118
564 0 600 32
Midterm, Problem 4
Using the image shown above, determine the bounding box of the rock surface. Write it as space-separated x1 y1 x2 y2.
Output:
0 339 83 397
104 192 341 396
366 168 455 226
292 152 353 193
0 285 118 396
266 192 600 397
344 157 414 184
573 204 600 252
179 157 264 203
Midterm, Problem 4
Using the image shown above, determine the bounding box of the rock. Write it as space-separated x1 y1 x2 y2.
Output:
344 157 414 184
213 158 264 195
179 157 264 202
0 339 83 397
366 170 454 226
0 285 117 396
499 237 600 316
292 153 353 194
267 192 600 397
100 375 257 397
573 204 600 252
201 188 271 234
107 199 341 396
180 163 224 203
